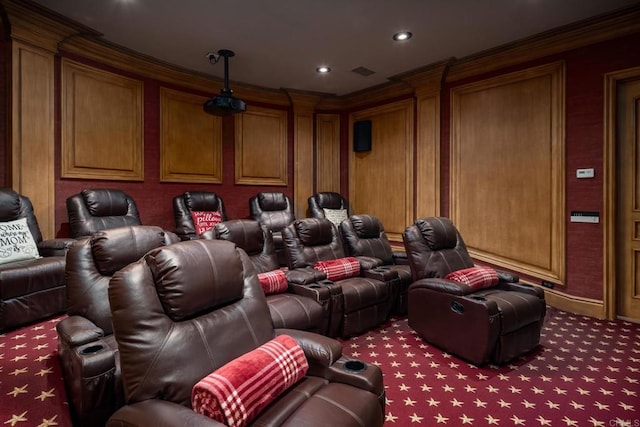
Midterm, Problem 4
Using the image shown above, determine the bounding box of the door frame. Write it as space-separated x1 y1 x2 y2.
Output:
603 65 640 320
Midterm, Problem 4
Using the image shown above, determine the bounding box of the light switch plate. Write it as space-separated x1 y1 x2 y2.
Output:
570 211 599 223
576 168 595 178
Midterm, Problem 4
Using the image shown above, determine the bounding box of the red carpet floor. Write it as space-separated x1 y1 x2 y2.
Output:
1 307 639 426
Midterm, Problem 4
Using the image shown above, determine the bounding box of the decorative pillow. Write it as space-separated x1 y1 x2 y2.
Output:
192 334 308 427
190 210 223 235
445 266 499 291
0 218 40 265
314 257 360 281
323 208 348 226
257 269 288 295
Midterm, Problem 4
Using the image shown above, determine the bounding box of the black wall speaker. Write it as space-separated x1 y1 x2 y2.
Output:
353 120 372 152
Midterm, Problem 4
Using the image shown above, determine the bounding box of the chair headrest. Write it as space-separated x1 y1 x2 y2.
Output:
215 220 265 255
257 192 288 211
415 217 458 250
91 226 170 276
0 188 21 220
146 239 244 321
82 189 131 217
183 191 221 212
294 218 334 246
350 215 383 239
314 192 344 210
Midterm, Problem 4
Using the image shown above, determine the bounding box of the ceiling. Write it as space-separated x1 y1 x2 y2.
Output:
31 0 640 96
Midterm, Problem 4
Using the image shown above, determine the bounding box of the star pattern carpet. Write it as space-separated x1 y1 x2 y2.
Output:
0 308 638 426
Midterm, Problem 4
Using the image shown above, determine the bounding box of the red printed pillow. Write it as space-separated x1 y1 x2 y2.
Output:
445 266 499 291
313 257 360 281
192 334 308 427
257 269 288 295
190 210 222 235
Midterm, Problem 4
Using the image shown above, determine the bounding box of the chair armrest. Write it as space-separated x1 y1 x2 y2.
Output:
107 400 225 426
408 278 473 296
363 266 399 282
311 356 385 399
356 256 383 270
392 251 409 265
288 282 332 302
496 269 519 283
38 238 76 257
285 267 327 284
498 281 545 298
56 315 104 347
276 328 342 367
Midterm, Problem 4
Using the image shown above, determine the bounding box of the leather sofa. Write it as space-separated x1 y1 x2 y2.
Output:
106 239 386 426
249 191 294 266
0 188 74 332
173 191 227 240
282 218 392 337
340 214 412 315
402 216 546 365
66 189 141 238
56 225 179 427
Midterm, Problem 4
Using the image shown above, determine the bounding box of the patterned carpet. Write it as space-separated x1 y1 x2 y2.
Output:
1 307 639 426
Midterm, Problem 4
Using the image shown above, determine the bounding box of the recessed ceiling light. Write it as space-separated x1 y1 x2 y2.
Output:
393 31 412 41
316 66 331 73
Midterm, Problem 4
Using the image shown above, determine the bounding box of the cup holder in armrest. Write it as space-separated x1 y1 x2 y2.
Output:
80 344 105 355
469 295 486 301
320 280 334 286
308 284 322 289
343 360 367 373
377 266 391 271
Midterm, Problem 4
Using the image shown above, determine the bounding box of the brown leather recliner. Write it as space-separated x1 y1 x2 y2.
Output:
249 191 294 266
283 218 392 338
173 191 227 240
340 214 412 315
402 217 546 365
106 239 385 426
56 225 179 427
66 189 142 238
211 219 331 334
0 188 75 332
308 191 350 219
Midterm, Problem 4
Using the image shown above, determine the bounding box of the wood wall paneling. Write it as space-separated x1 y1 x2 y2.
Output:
415 94 440 219
61 59 144 180
160 88 223 183
350 100 414 241
450 62 565 284
316 113 341 193
234 106 288 186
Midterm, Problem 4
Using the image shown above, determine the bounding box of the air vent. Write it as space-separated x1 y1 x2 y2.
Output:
351 66 376 77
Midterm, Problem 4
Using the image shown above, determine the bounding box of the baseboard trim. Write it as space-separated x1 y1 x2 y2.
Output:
535 286 605 319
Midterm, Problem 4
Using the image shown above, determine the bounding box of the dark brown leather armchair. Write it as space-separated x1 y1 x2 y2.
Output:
56 225 179 427
211 219 330 334
308 191 350 220
340 214 412 315
66 189 142 238
249 191 294 266
402 217 546 365
282 218 392 337
173 191 227 240
106 239 385 426
0 188 74 332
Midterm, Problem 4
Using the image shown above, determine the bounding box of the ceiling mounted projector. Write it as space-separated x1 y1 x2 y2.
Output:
204 49 247 116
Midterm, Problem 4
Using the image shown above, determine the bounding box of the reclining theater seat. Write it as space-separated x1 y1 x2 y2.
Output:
308 191 351 226
0 188 74 332
66 189 141 238
56 225 179 427
173 191 227 240
212 219 330 334
283 217 392 338
402 216 546 366
249 191 295 266
106 239 385 427
340 214 413 315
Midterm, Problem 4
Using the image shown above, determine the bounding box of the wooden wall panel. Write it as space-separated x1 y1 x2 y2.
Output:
160 88 222 183
61 59 143 180
235 106 288 186
350 100 414 241
415 94 440 218
450 62 565 283
316 113 340 193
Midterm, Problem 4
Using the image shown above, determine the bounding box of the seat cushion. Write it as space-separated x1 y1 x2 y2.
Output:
266 293 324 331
0 256 66 299
339 277 389 313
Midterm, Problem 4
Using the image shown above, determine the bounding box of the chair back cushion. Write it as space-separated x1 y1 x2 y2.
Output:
249 192 294 232
0 188 43 244
340 215 394 264
214 220 279 274
282 218 345 269
66 189 141 238
173 192 227 239
308 192 349 218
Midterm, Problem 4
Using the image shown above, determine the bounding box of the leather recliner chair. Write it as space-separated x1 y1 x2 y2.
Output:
66 189 142 238
249 191 294 266
56 225 179 427
106 239 386 426
340 214 412 315
402 216 546 365
0 188 74 332
282 218 392 338
308 191 350 221
209 219 331 334
173 191 227 240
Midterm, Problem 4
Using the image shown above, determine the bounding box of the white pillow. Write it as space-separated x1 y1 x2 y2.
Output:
0 218 41 265
323 208 348 227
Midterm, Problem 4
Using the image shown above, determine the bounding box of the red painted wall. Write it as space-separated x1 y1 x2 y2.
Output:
441 32 640 300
